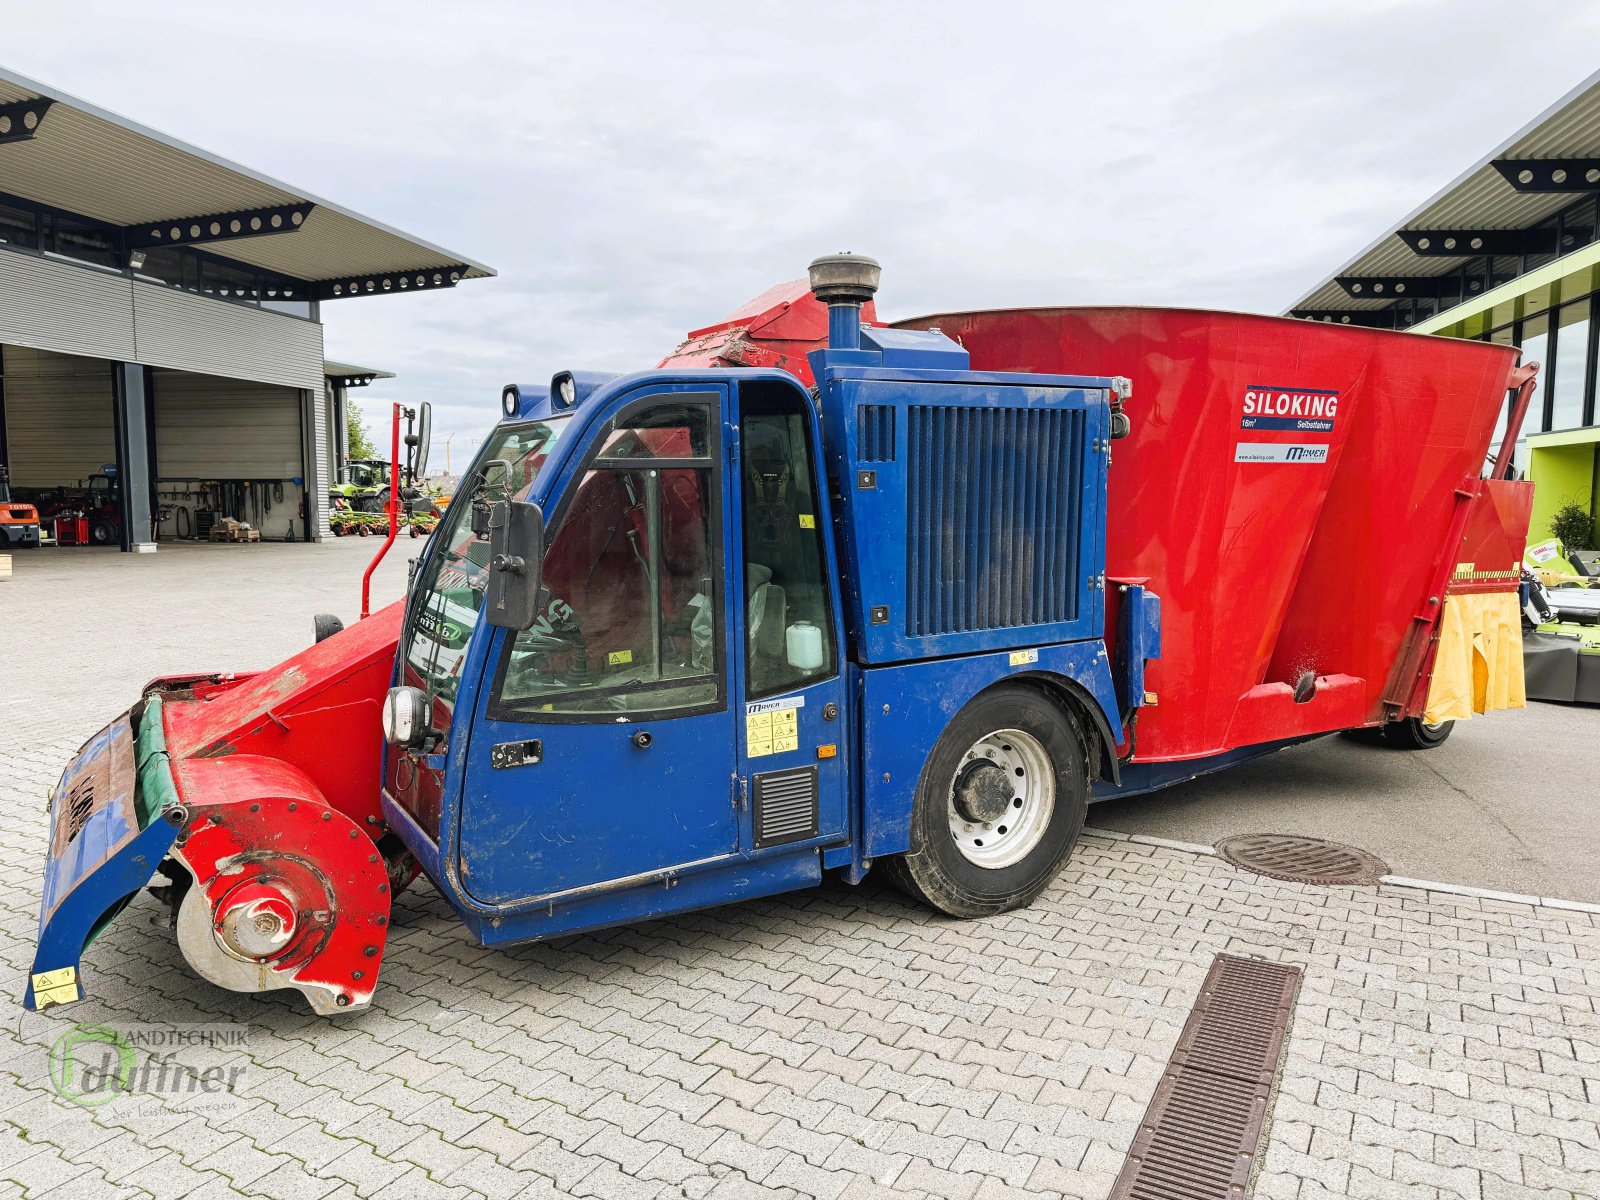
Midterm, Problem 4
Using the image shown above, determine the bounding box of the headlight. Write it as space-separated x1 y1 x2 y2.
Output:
501 386 519 418
383 686 428 749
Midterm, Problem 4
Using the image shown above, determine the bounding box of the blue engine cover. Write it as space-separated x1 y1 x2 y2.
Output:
811 352 1114 664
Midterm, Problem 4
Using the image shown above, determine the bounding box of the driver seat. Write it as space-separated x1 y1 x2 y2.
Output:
747 563 786 661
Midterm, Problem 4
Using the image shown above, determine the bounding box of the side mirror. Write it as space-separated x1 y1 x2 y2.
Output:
485 500 545 630
407 402 432 484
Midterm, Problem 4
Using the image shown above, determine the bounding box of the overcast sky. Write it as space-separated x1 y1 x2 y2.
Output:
10 1 1600 459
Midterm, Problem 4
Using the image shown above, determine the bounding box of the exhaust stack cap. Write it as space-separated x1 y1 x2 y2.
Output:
808 253 881 306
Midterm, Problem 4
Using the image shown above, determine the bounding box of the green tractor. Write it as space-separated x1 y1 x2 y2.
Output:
330 458 392 514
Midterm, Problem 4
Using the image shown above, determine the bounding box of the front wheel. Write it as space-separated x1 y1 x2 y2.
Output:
1385 716 1454 749
884 686 1089 919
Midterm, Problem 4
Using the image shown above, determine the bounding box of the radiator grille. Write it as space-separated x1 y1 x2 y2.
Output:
906 404 1084 637
752 766 819 849
858 404 896 462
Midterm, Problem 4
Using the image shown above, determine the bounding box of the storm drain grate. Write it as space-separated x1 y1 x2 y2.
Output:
1109 954 1302 1200
1216 833 1388 886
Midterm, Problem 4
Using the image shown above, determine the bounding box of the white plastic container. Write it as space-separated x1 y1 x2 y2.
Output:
786 620 824 670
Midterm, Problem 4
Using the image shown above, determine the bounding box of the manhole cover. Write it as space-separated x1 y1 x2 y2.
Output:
1216 834 1388 885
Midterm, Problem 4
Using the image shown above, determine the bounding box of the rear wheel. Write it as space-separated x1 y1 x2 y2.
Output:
884 686 1089 918
1385 716 1454 749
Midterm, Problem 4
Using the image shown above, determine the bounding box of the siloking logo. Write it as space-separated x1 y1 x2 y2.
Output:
1240 384 1339 433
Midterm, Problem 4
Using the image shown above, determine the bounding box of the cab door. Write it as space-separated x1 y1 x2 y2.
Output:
730 381 850 854
455 387 740 906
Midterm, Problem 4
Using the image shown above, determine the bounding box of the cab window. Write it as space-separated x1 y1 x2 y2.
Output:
740 385 836 698
495 397 722 718
401 419 569 727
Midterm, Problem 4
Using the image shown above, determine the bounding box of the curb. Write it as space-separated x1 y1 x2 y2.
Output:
1084 827 1600 916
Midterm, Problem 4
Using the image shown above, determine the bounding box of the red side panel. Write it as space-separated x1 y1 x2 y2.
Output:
1450 478 1535 595
156 600 405 825
893 308 1522 761
659 278 873 380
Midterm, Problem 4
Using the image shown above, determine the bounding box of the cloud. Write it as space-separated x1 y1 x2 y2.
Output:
8 0 1600 447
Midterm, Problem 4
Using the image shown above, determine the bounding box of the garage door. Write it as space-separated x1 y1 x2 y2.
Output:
153 370 306 540
0 344 115 489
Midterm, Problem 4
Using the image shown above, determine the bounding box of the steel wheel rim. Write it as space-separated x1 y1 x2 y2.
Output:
948 728 1054 869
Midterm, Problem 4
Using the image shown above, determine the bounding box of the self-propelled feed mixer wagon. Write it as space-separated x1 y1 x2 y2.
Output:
27 255 1536 1015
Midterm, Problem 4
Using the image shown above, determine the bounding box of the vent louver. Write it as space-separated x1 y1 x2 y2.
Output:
906 404 1084 637
858 404 896 462
752 766 819 849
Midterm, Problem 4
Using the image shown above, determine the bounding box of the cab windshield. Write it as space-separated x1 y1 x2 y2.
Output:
347 461 390 489
401 418 570 726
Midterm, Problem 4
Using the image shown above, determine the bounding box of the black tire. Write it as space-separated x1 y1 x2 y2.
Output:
90 519 117 545
1384 716 1454 749
883 686 1090 919
313 613 345 644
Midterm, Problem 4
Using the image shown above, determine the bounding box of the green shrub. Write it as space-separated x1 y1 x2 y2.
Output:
1550 501 1596 553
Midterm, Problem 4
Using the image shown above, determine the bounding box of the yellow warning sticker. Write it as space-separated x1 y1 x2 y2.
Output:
798 514 816 529
608 649 633 667
31 966 80 1008
1008 648 1040 667
746 705 801 758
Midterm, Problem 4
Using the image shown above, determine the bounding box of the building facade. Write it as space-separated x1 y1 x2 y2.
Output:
1289 70 1600 551
0 66 491 551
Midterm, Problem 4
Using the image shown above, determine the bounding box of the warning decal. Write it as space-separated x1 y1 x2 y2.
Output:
746 695 804 758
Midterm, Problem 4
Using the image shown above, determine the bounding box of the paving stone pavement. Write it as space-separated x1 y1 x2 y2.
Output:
2 542 1598 1200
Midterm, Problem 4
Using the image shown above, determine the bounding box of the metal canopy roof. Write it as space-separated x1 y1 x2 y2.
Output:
0 66 494 294
1288 68 1600 316
324 360 395 385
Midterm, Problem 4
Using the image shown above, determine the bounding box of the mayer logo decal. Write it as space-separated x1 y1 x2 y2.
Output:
1234 442 1330 464
1240 385 1339 433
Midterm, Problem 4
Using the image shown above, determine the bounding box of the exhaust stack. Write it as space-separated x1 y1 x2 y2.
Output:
808 252 881 351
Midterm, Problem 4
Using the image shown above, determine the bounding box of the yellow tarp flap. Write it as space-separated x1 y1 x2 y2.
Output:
1424 592 1526 724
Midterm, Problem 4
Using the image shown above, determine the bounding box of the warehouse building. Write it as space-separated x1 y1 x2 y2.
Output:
0 65 491 551
1289 69 1600 551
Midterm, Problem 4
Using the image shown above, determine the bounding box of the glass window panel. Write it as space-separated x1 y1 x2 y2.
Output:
1551 301 1590 431
1462 258 1490 302
1561 197 1597 253
134 247 187 287
0 200 38 250
1485 325 1516 475
1438 273 1463 310
50 215 118 268
740 391 836 698
500 464 720 715
402 419 570 728
1518 313 1551 432
597 400 711 459
1526 218 1560 273
200 257 261 301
